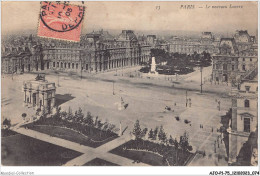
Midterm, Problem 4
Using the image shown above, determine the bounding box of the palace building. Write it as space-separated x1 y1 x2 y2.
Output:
168 32 219 55
1 30 155 75
228 68 258 165
212 30 257 84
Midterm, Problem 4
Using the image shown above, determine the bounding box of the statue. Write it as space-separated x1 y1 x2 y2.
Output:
148 57 158 75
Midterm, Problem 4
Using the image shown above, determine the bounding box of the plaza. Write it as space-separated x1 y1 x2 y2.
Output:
2 66 231 166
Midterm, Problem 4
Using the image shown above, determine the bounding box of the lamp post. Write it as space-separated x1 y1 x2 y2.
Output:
113 82 115 95
186 90 188 107
200 66 203 94
80 59 82 80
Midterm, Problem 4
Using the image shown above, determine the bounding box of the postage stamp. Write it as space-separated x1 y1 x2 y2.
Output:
37 1 85 42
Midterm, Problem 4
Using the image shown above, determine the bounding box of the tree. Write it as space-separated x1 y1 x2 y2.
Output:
141 128 148 139
179 132 193 160
55 106 61 119
103 122 109 131
22 113 27 121
173 138 179 165
97 120 103 129
67 107 73 121
3 118 11 128
148 129 154 139
84 112 94 126
60 111 67 120
108 123 116 132
153 126 159 140
158 125 167 144
94 116 99 127
169 135 174 145
75 107 84 123
132 120 142 140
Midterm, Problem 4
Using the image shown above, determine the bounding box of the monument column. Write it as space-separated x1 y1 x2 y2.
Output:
23 89 27 107
36 91 39 109
24 90 27 102
29 90 32 104
52 89 56 107
41 92 45 110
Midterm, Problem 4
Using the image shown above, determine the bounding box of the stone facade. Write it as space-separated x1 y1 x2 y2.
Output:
168 32 219 54
228 71 258 164
2 30 157 75
212 31 257 84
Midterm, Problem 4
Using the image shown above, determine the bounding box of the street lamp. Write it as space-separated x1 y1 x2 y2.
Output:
200 66 203 94
113 82 115 95
80 59 83 80
186 90 188 107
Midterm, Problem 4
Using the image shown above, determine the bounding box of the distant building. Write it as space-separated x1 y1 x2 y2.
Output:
1 41 43 74
23 74 56 114
168 32 218 54
212 30 257 84
234 30 256 52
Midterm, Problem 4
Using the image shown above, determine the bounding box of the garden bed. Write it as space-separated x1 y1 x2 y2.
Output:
23 117 118 148
1 133 82 166
1 129 18 137
25 125 118 148
110 139 193 166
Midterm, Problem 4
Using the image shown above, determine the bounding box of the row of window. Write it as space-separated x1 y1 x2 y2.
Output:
53 62 91 70
53 62 79 69
214 64 247 71
231 58 253 62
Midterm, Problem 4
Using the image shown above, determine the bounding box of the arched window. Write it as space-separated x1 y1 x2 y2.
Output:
76 63 78 69
53 62 55 67
72 63 74 69
64 63 67 68
244 99 250 108
57 62 59 67
61 62 63 68
68 63 71 69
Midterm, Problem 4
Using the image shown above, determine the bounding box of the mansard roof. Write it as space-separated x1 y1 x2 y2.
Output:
86 30 115 41
219 38 238 53
117 30 137 41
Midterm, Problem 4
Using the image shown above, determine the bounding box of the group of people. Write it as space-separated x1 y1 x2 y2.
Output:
186 98 192 108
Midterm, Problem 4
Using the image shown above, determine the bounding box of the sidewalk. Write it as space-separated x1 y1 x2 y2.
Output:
12 126 149 166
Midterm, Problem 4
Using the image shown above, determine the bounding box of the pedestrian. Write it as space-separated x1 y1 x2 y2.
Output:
202 125 203 129
212 127 213 132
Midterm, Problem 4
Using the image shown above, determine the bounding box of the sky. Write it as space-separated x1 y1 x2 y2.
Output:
1 1 258 36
